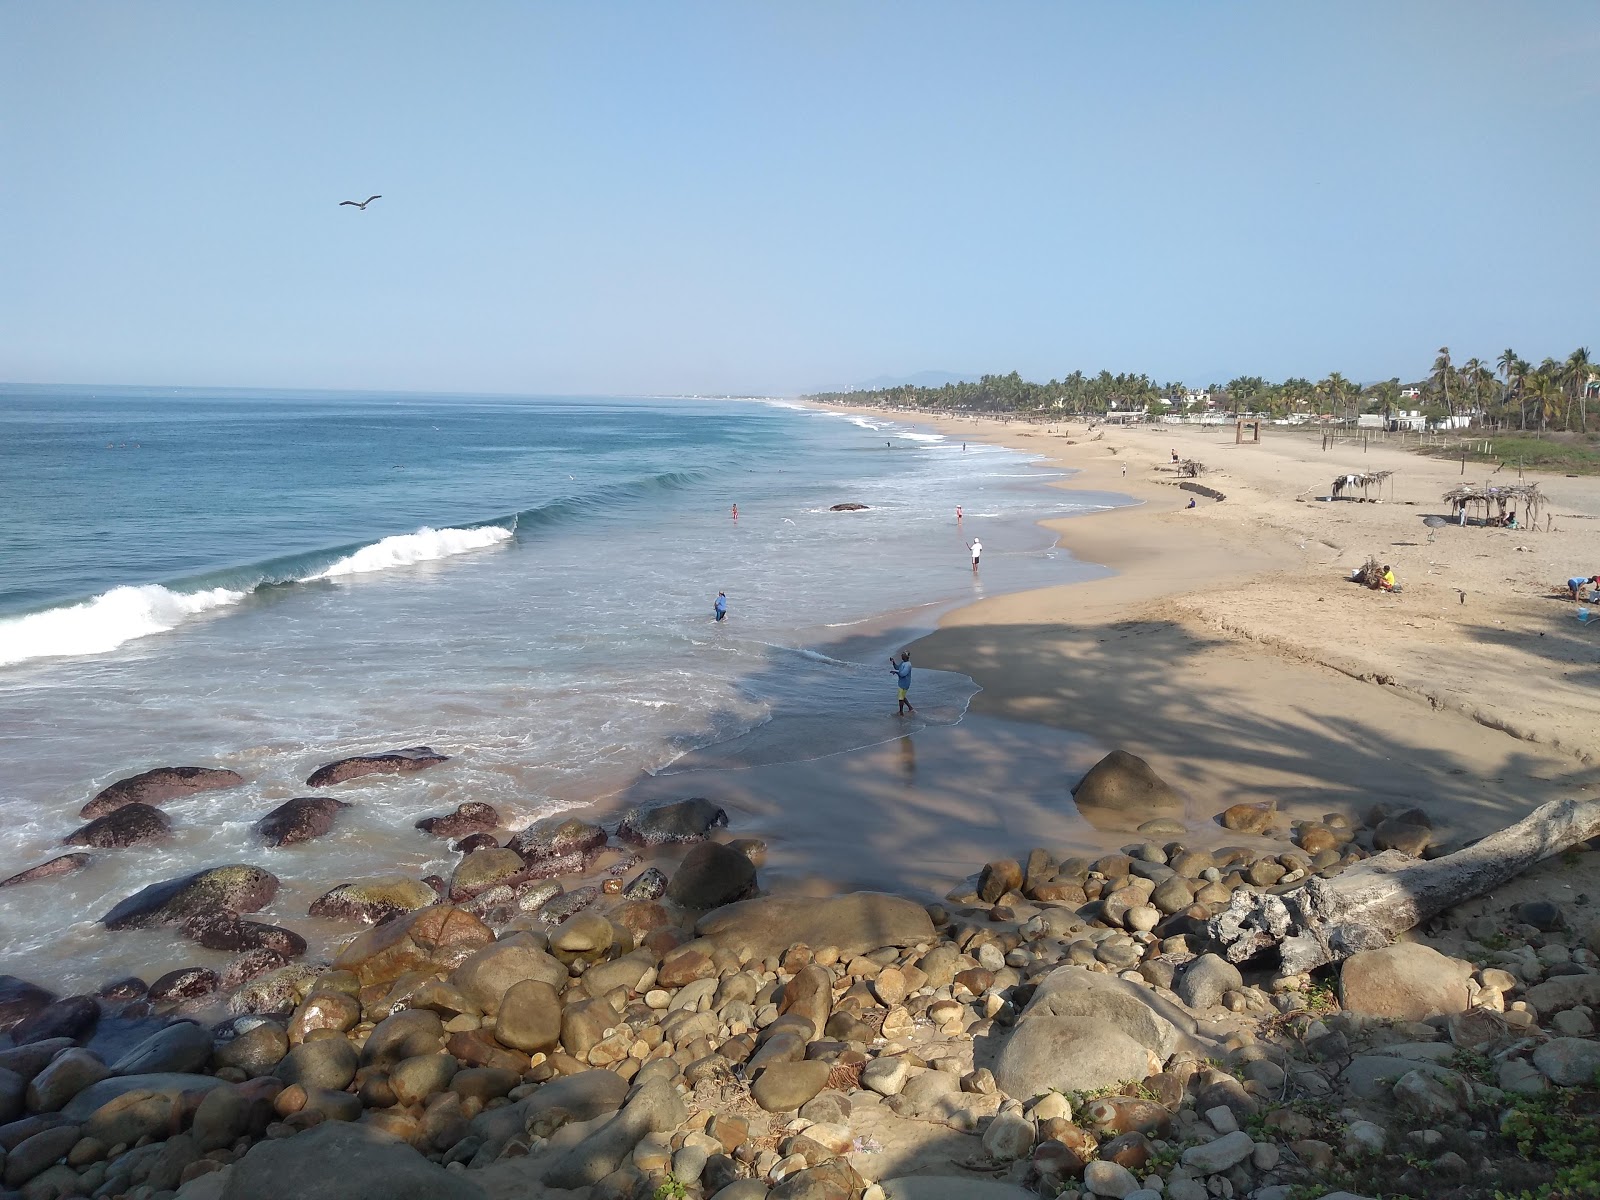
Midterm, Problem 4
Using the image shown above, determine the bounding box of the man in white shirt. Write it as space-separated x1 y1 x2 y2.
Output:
968 538 982 572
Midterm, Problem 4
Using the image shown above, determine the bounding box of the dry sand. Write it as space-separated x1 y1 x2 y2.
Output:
606 411 1600 902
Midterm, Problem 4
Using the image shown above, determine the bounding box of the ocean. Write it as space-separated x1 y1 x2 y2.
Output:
0 385 1123 991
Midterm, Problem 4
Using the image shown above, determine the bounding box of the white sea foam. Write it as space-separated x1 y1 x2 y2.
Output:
311 525 512 579
0 584 246 666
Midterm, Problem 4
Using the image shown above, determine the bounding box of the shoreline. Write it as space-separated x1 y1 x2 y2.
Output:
821 403 1600 847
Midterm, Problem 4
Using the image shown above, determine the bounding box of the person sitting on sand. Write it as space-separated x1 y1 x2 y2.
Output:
1381 565 1400 593
1186 498 1197 509
889 651 915 716
1568 575 1600 601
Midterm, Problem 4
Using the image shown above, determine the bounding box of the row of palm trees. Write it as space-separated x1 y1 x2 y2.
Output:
811 348 1597 433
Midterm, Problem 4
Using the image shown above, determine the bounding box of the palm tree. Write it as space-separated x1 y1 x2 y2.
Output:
1529 369 1561 435
1462 358 1485 424
1566 347 1593 433
1431 346 1453 418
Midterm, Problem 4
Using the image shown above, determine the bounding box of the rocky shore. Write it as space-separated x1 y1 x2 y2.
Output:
0 749 1596 1200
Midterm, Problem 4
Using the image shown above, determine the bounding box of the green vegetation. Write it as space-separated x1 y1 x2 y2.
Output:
1412 433 1600 476
805 343 1598 431
652 1176 690 1200
1495 1081 1600 1199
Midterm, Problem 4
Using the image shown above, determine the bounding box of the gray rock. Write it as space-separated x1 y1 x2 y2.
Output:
220 1118 484 1200
1340 943 1472 1021
303 746 449 789
1532 1038 1600 1086
695 891 934 960
1072 750 1183 825
81 766 244 819
466 1069 628 1163
665 842 758 911
64 803 171 848
1175 955 1242 1012
254 797 349 846
1180 1130 1254 1174
750 1061 831 1113
615 798 729 846
881 1183 1037 1200
993 1016 1157 1100
4 1122 81 1188
60 1072 224 1121
110 1022 214 1076
490 980 561 1053
100 865 279 930
275 1038 358 1091
1014 966 1196 1059
1081 1159 1140 1197
360 1009 445 1068
448 936 566 1016
24 1049 107 1113
542 1076 688 1189
1393 1068 1471 1118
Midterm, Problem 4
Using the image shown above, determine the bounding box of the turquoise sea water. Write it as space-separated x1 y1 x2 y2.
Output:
0 385 1122 988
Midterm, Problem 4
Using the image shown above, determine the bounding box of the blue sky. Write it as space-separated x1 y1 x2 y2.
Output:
2 2 1596 395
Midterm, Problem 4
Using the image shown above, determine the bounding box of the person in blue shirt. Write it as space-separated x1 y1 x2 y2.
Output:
1568 575 1599 602
714 592 728 621
889 650 915 715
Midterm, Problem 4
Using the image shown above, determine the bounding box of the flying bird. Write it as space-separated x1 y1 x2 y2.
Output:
339 195 382 210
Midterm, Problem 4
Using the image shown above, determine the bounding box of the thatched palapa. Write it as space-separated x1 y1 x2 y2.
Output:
1441 481 1543 527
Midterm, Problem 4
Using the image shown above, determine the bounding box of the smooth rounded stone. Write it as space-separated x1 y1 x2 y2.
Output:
861 1056 911 1097
1531 1037 1600 1086
1393 1068 1470 1118
1180 1129 1254 1174
100 865 279 930
0 1039 75 1085
982 1111 1035 1161
615 798 729 846
448 849 526 901
334 904 494 987
275 1037 358 1091
994 1017 1157 1100
416 803 500 839
0 980 57 1036
221 1114 483 1199
288 991 362 1042
750 1061 832 1113
1 854 94 890
1176 954 1243 1012
1150 876 1194 915
389 1053 459 1106
108 1021 214 1076
1245 858 1285 887
1341 1119 1388 1157
1124 905 1160 934
1510 899 1565 932
697 891 933 961
448 935 566 1015
303 746 449 788
1373 818 1431 856
64 803 171 848
535 886 601 926
666 842 758 911
5 1122 83 1188
10 997 98 1046
1082 1159 1140 1198
181 912 307 958
225 961 324 1013
494 980 562 1053
452 832 501 854
81 766 244 819
581 950 655 998
550 911 614 957
1071 751 1183 827
1218 803 1274 835
148 967 219 1006
24 1050 107 1113
252 797 350 847
307 877 438 923
504 815 607 864
63 1072 224 1138
1340 943 1472 1021
541 1075 688 1188
361 1010 446 1068
977 860 1023 905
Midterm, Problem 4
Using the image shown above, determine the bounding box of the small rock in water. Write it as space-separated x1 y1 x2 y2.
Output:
100 865 280 930
0 854 93 889
81 766 245 819
616 798 729 846
308 876 437 923
64 803 172 848
304 746 449 788
254 797 350 846
415 802 500 839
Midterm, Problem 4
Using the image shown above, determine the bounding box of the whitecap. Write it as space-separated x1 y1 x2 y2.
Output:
311 525 512 579
0 584 246 666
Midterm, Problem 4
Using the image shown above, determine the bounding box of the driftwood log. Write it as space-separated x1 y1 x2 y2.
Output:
1208 797 1600 975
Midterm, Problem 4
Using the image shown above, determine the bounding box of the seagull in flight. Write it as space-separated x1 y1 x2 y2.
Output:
339 195 382 210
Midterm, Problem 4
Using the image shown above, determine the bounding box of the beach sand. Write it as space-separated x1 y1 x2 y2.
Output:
683 406 1600 900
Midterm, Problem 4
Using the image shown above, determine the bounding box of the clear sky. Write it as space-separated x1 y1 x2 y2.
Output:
3 2 1596 395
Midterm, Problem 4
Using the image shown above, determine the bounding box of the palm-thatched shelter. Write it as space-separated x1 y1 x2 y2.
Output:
1441 482 1544 528
1331 470 1394 500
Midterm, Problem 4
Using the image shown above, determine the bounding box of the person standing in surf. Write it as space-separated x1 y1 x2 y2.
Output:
967 537 982 573
889 650 915 715
714 592 728 622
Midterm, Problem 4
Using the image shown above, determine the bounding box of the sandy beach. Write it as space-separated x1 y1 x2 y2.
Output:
831 406 1600 852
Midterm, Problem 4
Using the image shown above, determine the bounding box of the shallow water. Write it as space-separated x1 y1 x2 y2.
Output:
0 387 1125 991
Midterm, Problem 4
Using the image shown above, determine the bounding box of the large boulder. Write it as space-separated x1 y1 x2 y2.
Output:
448 848 527 901
254 797 350 846
448 934 566 1015
504 815 607 865
666 842 758 910
1017 966 1197 1062
1340 943 1473 1021
109 1021 215 1075
10 996 99 1045
181 913 305 957
333 905 493 987
415 803 500 839
64 803 171 848
542 1076 688 1189
100 865 279 930
616 798 729 846
307 876 438 923
0 977 56 1032
695 892 935 961
0 854 92 888
304 747 449 788
992 1016 1160 1100
1071 750 1183 827
220 1117 486 1200
81 767 245 819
